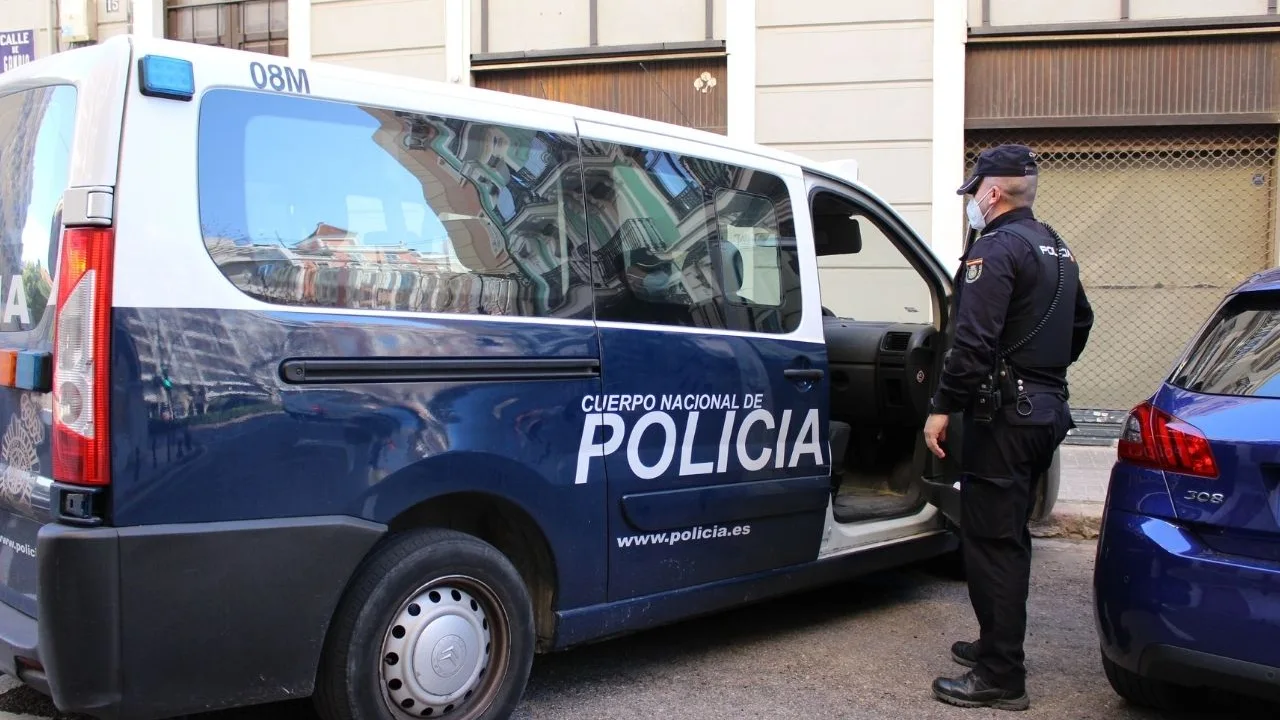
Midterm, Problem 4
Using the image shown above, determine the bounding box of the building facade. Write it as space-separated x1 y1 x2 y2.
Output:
4 0 1280 412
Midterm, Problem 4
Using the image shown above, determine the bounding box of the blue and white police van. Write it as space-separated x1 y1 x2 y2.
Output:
0 36 1060 720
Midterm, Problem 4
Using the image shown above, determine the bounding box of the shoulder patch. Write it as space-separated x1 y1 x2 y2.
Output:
965 258 983 283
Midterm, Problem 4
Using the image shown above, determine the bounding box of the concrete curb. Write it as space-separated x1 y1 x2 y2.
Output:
1031 502 1104 540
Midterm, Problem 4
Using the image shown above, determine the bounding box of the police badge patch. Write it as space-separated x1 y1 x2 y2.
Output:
965 258 984 283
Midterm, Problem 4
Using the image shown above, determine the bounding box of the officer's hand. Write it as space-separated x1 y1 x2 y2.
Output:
924 413 949 459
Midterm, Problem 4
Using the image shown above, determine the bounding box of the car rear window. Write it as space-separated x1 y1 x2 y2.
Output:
1170 290 1280 399
0 84 76 333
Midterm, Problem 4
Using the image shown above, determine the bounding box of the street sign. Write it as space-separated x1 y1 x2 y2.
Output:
0 30 34 74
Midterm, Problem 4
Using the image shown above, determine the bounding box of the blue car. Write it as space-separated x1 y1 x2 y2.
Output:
1095 267 1280 709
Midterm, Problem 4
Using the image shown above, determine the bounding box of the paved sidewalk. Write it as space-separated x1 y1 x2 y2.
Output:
1034 444 1115 539
1058 444 1114 511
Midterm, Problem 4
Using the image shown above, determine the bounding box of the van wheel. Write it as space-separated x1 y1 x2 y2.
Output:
1101 652 1182 711
315 528 534 720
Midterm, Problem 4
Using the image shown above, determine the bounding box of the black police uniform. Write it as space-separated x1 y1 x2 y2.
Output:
930 146 1094 700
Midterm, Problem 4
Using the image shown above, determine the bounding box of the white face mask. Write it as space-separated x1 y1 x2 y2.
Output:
966 189 994 231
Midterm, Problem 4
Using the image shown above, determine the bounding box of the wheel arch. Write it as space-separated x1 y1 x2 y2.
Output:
387 492 560 652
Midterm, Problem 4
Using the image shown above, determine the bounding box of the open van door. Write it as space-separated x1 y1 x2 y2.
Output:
918 227 974 531
921 416 965 528
805 170 965 536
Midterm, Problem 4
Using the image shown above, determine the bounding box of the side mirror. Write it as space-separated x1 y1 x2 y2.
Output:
814 215 863 256
846 218 864 254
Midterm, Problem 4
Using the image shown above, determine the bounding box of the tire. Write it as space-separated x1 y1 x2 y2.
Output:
1101 651 1183 711
315 528 535 720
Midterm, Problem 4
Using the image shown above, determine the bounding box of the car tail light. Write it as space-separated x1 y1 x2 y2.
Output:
51 227 115 486
1118 401 1218 478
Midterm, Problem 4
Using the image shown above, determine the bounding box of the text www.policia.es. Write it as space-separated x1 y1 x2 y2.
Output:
616 524 752 548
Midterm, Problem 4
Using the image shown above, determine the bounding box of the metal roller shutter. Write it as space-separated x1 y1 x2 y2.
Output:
473 57 728 135
966 127 1279 412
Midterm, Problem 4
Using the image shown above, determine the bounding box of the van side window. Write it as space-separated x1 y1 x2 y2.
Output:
197 90 593 319
582 141 801 334
0 85 76 333
818 208 934 325
715 189 783 307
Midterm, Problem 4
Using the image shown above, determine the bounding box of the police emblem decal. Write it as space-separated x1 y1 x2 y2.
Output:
965 258 983 283
0 394 44 512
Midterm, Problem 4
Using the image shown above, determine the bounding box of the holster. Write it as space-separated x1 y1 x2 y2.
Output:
973 359 1022 424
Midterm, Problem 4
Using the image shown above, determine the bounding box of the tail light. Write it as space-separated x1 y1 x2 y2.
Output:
1118 401 1218 478
51 227 115 486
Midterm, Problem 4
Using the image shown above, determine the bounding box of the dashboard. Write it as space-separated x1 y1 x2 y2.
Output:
822 316 940 427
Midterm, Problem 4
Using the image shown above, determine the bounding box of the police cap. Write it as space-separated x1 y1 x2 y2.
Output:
957 144 1039 195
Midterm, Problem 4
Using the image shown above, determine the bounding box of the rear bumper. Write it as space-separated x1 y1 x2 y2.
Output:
1138 644 1280 703
1094 509 1280 701
6 516 384 720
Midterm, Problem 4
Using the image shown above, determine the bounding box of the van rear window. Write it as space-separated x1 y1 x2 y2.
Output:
196 89 593 319
0 85 76 333
1170 290 1280 399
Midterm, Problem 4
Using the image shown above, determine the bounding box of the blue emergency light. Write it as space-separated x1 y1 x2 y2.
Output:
14 351 51 392
138 55 195 101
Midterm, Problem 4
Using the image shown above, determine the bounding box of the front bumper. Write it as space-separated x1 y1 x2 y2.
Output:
6 516 383 720
1095 509 1280 701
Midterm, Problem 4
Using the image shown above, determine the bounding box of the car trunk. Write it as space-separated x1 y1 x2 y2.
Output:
1152 288 1280 558
1155 386 1280 551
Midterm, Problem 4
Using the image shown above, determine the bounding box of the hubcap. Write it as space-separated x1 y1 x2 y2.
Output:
381 579 496 717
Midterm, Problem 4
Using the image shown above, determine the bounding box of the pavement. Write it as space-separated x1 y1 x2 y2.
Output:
0 442 1134 719
0 538 1272 720
1032 444 1115 540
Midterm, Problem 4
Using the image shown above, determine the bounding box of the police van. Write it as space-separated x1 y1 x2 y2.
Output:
0 36 1060 720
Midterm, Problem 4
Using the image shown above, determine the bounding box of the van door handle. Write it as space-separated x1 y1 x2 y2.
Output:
783 368 825 381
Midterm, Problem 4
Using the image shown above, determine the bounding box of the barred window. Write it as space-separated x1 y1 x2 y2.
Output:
166 0 288 57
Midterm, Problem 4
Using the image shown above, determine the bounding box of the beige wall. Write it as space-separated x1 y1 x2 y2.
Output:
96 0 129 41
472 0 720 55
1129 0 1269 19
973 0 1271 26
311 0 446 80
986 0 1119 25
755 0 933 236
755 0 935 323
482 0 588 53
0 0 57 61
0 0 128 62
598 0 724 46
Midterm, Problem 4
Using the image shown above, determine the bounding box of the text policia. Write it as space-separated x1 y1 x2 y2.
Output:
616 523 752 548
574 392 824 484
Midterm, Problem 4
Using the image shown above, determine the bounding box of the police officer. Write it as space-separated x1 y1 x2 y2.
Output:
923 144 1093 711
